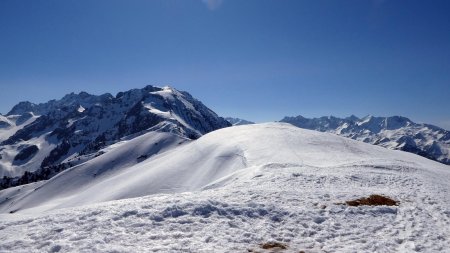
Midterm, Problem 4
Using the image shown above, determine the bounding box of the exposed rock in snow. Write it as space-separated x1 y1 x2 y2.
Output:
225 117 255 126
0 115 12 129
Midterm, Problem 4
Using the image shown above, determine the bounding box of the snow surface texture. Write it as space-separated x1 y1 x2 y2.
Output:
225 117 255 126
1 123 450 252
281 115 450 165
0 85 230 181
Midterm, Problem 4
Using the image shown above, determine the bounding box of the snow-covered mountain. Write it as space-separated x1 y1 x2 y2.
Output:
1 123 449 252
0 85 230 187
225 117 255 126
281 115 450 165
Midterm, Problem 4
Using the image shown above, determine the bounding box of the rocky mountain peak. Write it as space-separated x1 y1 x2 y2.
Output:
0 85 230 188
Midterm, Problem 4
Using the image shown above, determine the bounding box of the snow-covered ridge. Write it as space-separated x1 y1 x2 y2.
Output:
1 122 447 214
0 85 230 183
6 92 114 117
281 115 450 165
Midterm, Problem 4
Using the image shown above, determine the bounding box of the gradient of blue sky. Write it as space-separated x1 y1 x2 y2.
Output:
0 0 449 129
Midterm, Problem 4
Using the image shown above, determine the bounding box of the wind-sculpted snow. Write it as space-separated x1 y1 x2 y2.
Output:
281 115 450 165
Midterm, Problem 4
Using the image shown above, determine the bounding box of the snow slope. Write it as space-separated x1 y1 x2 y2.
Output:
0 130 189 213
1 123 450 252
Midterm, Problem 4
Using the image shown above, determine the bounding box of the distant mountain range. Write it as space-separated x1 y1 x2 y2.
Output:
225 117 254 126
281 115 450 165
0 85 230 189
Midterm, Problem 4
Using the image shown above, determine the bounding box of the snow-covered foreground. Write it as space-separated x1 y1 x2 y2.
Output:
1 123 450 252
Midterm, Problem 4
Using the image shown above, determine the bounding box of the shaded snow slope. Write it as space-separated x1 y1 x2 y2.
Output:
0 123 450 252
281 115 450 165
0 131 189 213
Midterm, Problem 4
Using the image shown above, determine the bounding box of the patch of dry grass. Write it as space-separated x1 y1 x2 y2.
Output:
260 242 287 250
346 194 398 206
248 242 290 252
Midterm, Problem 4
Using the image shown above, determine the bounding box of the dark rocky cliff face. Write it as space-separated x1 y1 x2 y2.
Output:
13 145 39 163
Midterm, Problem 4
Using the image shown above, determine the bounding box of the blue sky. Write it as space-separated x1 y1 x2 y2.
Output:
0 0 449 129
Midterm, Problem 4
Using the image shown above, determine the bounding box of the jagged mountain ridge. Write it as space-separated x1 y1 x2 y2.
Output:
0 85 230 186
225 117 255 126
281 115 450 165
